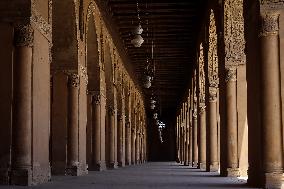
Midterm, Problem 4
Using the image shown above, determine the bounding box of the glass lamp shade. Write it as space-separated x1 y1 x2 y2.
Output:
133 24 143 35
143 75 152 88
131 34 144 47
150 99 156 104
153 113 158 119
150 103 155 110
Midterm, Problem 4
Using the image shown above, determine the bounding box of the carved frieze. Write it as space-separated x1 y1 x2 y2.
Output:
14 24 34 47
208 10 219 88
31 11 52 41
198 43 206 104
224 0 246 66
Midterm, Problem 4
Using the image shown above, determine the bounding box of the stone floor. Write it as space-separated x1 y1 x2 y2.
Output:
0 162 260 189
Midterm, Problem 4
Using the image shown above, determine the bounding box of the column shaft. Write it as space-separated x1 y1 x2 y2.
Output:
11 24 33 186
91 94 102 170
192 113 198 167
108 107 117 169
208 89 219 172
259 12 283 188
225 67 239 177
125 122 131 165
198 106 206 170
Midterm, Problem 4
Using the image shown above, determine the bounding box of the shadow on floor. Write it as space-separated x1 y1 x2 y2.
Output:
0 162 260 189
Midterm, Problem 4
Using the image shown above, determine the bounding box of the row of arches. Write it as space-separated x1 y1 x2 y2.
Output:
0 0 147 186
176 1 284 189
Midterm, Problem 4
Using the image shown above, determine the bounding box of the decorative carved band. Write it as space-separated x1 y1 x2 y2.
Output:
68 73 80 88
225 67 237 83
31 9 52 41
259 12 280 36
14 24 34 47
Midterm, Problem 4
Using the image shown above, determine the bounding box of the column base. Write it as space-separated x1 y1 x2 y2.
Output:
118 161 125 167
225 168 240 177
0 168 9 185
183 161 189 166
197 162 206 170
263 172 283 189
125 161 131 166
108 162 118 169
10 168 32 186
208 164 219 172
192 162 198 167
88 161 106 171
65 164 88 176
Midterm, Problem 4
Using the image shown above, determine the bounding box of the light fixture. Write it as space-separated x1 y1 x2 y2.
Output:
131 0 144 47
150 103 155 110
153 113 158 119
143 75 152 88
131 35 144 48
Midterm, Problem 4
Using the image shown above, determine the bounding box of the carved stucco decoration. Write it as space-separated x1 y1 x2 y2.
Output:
208 9 219 88
198 43 206 105
86 2 103 70
224 0 246 66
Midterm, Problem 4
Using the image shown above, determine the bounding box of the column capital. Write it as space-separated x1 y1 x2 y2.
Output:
89 92 101 105
14 23 34 47
259 11 280 37
68 73 80 88
108 106 115 115
199 105 206 114
225 66 237 83
209 87 218 102
193 109 198 119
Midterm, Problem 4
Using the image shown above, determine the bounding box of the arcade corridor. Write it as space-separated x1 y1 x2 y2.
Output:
0 0 284 189
0 162 257 189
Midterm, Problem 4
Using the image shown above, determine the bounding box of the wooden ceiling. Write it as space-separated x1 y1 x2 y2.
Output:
105 0 207 119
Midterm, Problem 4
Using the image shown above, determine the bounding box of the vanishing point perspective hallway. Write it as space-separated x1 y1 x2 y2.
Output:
1 0 284 188
0 162 257 189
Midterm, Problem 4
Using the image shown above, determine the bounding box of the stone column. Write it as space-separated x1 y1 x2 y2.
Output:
117 115 124 167
131 124 136 165
188 111 193 166
259 11 283 188
192 109 198 167
108 106 117 169
136 131 140 164
11 24 33 186
90 92 103 171
176 117 180 162
125 121 131 165
198 105 206 170
224 66 239 177
184 110 189 166
208 87 219 172
66 73 80 176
